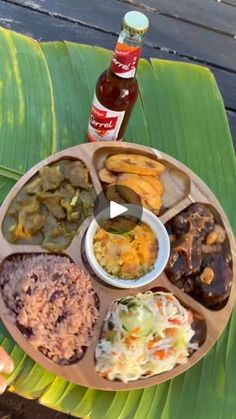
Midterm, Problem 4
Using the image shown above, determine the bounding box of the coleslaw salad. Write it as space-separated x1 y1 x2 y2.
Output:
95 291 198 382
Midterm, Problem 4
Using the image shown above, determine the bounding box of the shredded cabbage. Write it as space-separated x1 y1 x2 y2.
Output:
95 291 198 383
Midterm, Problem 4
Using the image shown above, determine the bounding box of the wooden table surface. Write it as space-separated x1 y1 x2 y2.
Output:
0 0 235 150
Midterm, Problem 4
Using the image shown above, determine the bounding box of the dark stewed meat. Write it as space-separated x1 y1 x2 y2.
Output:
165 204 232 309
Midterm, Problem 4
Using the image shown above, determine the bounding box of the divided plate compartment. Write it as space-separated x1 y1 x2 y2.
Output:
0 141 235 391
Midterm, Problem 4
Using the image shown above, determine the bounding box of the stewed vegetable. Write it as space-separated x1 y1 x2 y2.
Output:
3 159 96 251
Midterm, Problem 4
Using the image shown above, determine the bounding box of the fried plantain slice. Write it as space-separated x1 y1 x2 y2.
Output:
116 174 147 206
105 153 165 176
98 167 118 184
116 174 164 196
144 176 164 196
116 173 162 212
143 195 162 213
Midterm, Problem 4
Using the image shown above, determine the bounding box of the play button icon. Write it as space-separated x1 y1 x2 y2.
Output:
110 201 128 219
93 184 143 233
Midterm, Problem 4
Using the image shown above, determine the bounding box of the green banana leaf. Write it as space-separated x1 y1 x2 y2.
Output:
0 26 235 419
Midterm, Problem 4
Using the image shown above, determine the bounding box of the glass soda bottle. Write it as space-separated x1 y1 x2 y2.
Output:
87 11 149 142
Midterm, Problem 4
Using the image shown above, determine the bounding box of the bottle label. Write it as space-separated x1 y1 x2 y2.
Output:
88 95 125 142
111 42 141 78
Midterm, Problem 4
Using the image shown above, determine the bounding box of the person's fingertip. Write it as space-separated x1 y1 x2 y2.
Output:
0 382 7 394
0 347 14 374
5 361 14 375
9 362 14 374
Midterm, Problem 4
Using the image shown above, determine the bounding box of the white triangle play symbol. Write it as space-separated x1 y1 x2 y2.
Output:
110 201 128 219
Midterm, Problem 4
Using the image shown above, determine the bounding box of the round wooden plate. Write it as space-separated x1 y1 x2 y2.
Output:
0 141 235 391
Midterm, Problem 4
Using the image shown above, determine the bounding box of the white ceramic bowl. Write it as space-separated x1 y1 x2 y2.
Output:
85 205 170 289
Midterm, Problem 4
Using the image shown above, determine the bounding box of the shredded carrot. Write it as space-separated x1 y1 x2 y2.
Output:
101 370 110 378
165 328 177 337
147 337 161 349
169 318 181 325
156 301 163 314
154 350 167 360
124 335 138 347
130 327 140 335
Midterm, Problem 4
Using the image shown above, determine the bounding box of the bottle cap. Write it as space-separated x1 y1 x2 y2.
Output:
123 11 149 36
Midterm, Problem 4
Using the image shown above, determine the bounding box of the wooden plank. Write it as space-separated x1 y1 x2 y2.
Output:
212 69 236 111
150 49 236 111
0 0 235 149
0 0 118 45
1 1 236 110
222 0 236 6
120 0 236 36
0 391 69 419
1 0 236 112
0 0 163 58
5 0 236 72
